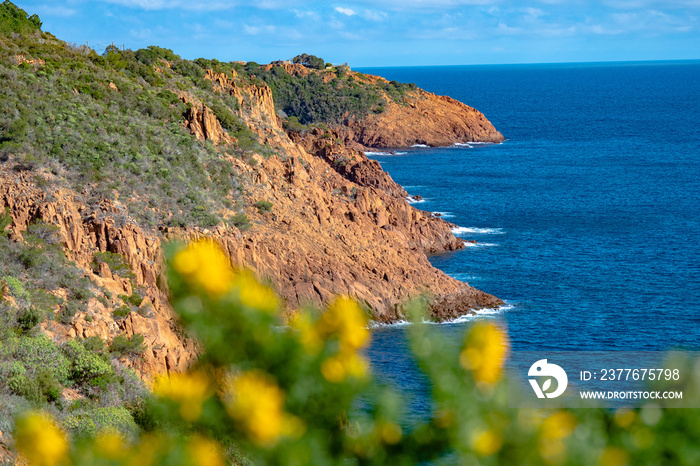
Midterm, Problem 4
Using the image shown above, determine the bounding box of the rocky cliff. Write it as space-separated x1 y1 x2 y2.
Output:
0 57 503 380
335 72 504 148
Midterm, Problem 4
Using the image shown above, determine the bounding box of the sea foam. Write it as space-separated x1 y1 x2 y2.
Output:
451 226 505 235
368 302 514 328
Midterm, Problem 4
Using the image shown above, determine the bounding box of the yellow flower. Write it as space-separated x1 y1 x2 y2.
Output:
172 239 235 297
125 433 164 466
14 412 68 466
317 296 370 351
378 422 402 445
233 269 279 314
186 435 225 466
459 322 509 386
614 408 636 428
226 370 302 446
95 429 126 460
599 446 630 466
154 371 212 422
541 411 577 440
290 312 323 354
471 429 503 457
538 412 576 465
321 352 369 383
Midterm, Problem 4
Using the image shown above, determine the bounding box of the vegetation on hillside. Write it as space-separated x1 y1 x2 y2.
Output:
0 219 149 445
0 2 261 229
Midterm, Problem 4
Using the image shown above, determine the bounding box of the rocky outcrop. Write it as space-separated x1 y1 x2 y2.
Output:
0 170 198 379
184 103 233 145
0 66 504 379
337 86 504 148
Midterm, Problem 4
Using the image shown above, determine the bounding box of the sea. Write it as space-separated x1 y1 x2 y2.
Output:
355 61 700 421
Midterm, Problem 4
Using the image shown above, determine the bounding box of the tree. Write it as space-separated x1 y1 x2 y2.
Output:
0 1 42 34
292 53 325 70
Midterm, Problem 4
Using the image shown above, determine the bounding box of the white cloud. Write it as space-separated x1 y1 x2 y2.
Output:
243 24 277 35
335 6 357 16
97 0 233 11
362 9 388 21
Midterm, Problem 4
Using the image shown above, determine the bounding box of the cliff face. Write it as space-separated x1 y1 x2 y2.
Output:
336 85 505 148
0 64 502 380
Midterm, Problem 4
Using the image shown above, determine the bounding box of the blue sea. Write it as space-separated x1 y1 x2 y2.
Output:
356 61 700 419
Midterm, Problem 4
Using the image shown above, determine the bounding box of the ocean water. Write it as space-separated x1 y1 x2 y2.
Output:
356 61 700 420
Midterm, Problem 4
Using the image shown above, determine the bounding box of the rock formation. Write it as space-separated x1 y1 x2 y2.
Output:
336 77 504 148
0 65 503 380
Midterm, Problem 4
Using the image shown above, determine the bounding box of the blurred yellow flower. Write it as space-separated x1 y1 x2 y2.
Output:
14 412 68 466
459 322 509 385
173 239 234 297
541 411 577 440
599 446 630 466
154 371 212 422
317 296 370 351
186 435 225 466
378 422 402 445
126 432 164 466
226 370 302 446
321 352 369 383
472 429 503 457
233 269 279 314
290 312 323 354
95 429 126 460
539 438 566 465
614 408 636 428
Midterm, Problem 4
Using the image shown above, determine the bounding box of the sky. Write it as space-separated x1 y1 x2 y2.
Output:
14 0 700 67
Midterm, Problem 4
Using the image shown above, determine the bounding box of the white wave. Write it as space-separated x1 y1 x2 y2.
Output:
452 142 473 148
432 211 454 219
403 185 425 189
447 272 477 281
368 320 411 329
463 242 499 248
407 196 427 204
451 227 505 235
395 151 407 155
364 151 393 156
411 144 430 148
369 303 514 328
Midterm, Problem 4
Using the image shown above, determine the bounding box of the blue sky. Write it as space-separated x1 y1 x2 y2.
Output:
15 0 700 66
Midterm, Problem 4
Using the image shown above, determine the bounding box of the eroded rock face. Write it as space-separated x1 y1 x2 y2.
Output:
337 87 505 148
184 103 232 145
0 68 503 379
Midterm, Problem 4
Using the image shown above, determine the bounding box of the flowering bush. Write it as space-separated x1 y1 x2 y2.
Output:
12 239 700 465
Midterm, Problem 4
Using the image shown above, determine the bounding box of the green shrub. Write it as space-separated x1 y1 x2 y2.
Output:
15 335 71 384
36 367 61 403
113 305 131 319
254 199 273 214
2 275 28 301
64 406 139 440
120 291 143 307
81 336 106 354
16 307 41 332
8 373 42 403
58 300 80 324
0 207 12 236
230 212 251 230
109 333 146 356
62 339 114 385
92 251 134 280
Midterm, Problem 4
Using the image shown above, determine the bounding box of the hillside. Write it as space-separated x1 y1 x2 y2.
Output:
0 2 502 453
